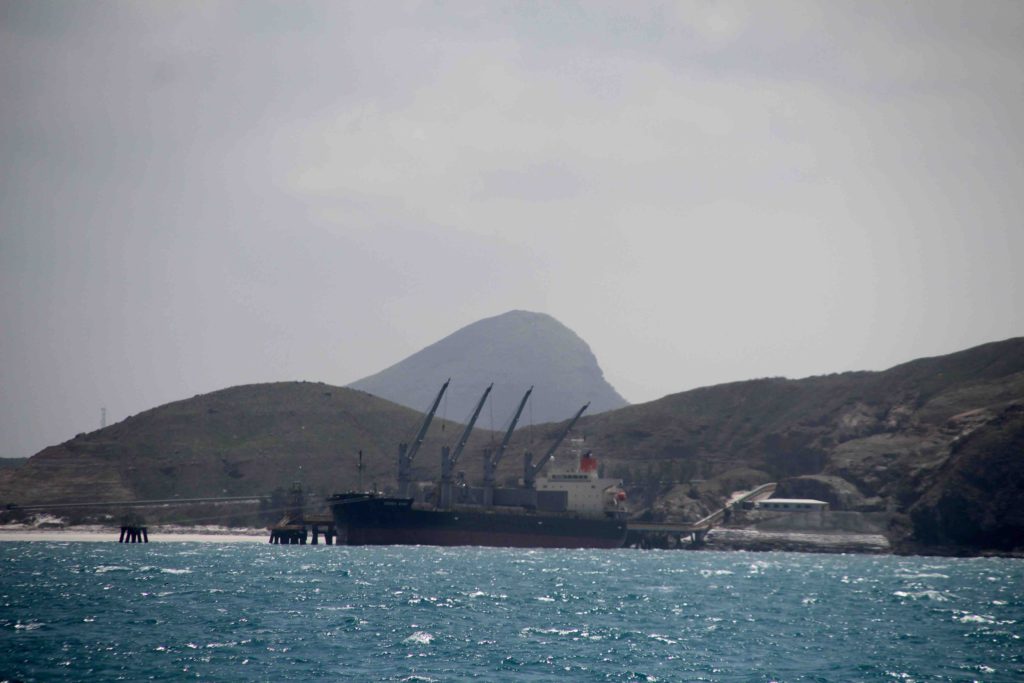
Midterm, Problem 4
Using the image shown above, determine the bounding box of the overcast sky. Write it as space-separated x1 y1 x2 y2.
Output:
2 1 1022 458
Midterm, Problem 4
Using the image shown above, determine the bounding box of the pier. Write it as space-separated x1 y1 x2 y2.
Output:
626 483 776 549
267 483 338 544
268 516 337 544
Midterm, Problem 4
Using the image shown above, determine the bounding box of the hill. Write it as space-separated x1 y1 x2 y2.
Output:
569 337 1024 553
0 383 511 522
348 310 628 425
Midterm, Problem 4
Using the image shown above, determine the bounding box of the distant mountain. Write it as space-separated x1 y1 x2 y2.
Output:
348 310 628 426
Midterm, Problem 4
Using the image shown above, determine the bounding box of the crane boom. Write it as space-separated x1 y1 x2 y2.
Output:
481 386 532 507
397 379 450 497
438 383 493 509
406 379 450 465
523 402 589 488
489 386 532 469
448 383 493 468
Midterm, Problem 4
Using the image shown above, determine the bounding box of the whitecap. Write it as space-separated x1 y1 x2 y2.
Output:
893 590 950 602
538 628 578 636
160 568 192 575
699 569 734 577
95 565 130 574
14 621 43 631
957 614 995 624
902 573 949 579
405 631 434 645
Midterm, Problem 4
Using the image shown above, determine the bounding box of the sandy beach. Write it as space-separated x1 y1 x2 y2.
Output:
0 524 267 544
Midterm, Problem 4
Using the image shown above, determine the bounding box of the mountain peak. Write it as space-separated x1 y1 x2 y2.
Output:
348 311 628 425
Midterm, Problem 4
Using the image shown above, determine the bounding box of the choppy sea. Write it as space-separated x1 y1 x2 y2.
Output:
1 541 1021 682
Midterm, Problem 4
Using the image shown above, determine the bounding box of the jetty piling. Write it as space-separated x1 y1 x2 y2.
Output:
118 525 149 543
267 482 338 546
268 516 336 545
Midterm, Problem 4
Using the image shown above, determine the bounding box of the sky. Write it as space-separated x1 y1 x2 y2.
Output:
2 1 1022 459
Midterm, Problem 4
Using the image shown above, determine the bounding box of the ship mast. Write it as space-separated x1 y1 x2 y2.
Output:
397 379 450 498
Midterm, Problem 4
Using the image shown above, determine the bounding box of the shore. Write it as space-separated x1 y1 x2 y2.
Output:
4 524 1017 556
3 523 891 553
0 524 266 544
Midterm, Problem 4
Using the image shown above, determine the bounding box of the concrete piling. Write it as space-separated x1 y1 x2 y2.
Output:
118 525 149 543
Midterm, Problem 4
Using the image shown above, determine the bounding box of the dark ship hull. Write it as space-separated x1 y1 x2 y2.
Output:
328 492 628 549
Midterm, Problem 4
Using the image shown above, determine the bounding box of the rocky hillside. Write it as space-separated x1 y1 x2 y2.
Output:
0 383 511 520
572 337 1024 553
348 310 628 425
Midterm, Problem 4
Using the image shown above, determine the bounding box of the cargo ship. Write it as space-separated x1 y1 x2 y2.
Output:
328 381 628 549
329 450 628 548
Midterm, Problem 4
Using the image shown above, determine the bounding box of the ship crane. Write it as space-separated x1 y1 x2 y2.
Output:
482 386 533 506
397 379 450 498
522 402 589 490
438 383 493 509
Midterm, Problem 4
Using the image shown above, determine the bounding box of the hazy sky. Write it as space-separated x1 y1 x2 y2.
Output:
2 1 1022 459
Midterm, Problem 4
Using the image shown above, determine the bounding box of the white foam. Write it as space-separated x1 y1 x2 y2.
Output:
404 631 434 645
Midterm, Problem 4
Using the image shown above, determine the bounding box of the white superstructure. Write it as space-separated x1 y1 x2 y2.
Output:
535 439 626 514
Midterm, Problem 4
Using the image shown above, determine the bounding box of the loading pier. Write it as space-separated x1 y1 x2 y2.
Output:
267 483 338 544
268 515 337 544
626 483 777 549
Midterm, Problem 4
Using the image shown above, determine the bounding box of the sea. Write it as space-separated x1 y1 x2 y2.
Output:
1 540 1021 682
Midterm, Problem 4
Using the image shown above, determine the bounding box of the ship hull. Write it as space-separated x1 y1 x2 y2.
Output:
329 493 627 549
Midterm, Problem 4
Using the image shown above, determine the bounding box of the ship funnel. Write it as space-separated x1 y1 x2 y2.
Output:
579 451 598 473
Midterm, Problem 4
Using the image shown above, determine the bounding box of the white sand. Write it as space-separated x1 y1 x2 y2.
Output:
0 525 267 544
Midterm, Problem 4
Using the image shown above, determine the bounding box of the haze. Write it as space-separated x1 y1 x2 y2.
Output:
2 1 1022 459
